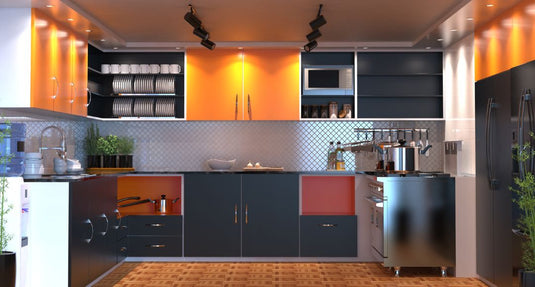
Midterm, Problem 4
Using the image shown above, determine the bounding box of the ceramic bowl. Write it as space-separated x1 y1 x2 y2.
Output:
207 159 236 170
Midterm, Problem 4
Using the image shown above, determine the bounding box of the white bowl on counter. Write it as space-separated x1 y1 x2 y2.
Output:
207 159 236 171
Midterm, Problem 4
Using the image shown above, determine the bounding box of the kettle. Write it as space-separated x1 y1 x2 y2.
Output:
154 194 180 214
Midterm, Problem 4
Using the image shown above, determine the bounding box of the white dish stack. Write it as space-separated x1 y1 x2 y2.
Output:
24 152 43 175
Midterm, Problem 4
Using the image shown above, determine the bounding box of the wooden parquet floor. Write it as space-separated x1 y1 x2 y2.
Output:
93 262 489 287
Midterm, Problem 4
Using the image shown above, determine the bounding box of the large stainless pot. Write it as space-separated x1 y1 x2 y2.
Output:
389 146 420 171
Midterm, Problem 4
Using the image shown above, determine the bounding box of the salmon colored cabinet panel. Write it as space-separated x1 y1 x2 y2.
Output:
301 176 355 215
244 49 300 120
117 176 182 216
186 48 243 120
31 9 88 115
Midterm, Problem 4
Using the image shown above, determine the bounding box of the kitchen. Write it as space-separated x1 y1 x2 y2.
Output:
0 0 532 286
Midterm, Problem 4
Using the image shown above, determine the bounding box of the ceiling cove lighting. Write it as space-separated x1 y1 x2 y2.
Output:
304 4 326 53
184 4 216 50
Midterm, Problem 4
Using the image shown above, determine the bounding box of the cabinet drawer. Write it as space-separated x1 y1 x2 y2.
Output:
300 215 357 257
117 216 128 239
127 215 181 236
127 236 182 257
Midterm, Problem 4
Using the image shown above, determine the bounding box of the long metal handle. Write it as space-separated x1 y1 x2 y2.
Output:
528 90 535 174
146 244 166 248
235 94 238 120
485 97 496 188
234 204 238 224
319 223 337 227
51 76 58 100
248 94 252 120
84 219 94 243
375 209 379 228
69 82 76 104
147 223 165 227
245 204 248 224
85 88 92 107
518 91 526 178
100 213 109 236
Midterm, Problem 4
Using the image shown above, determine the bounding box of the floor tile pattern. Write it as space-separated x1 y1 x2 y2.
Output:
94 262 488 287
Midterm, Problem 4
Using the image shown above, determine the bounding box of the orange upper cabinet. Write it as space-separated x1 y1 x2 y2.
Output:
186 48 300 120
31 9 87 116
186 48 243 120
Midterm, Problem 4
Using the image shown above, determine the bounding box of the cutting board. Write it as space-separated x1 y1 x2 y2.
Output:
242 166 284 171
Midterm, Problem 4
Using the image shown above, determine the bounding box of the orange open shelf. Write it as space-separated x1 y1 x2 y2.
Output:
301 176 355 215
117 176 182 216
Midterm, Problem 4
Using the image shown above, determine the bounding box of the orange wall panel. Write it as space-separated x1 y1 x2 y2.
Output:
117 176 182 216
301 176 355 215
186 48 243 120
244 49 300 120
475 0 535 80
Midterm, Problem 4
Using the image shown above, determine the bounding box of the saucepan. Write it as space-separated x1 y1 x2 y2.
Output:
118 194 180 214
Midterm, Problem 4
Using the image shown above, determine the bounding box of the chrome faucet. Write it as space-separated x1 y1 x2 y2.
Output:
39 125 66 159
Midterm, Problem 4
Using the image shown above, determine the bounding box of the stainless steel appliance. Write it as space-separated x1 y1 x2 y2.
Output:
303 65 354 95
364 172 455 277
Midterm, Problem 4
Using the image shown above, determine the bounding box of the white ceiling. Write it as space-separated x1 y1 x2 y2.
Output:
1 0 527 51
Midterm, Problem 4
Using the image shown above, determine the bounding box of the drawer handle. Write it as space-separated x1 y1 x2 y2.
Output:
319 223 337 228
147 223 165 227
146 244 166 248
234 204 238 224
245 204 248 224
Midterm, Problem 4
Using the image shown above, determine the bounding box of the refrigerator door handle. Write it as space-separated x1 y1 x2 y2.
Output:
518 91 525 179
486 97 497 188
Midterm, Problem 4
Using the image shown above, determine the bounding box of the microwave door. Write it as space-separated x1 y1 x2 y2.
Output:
303 65 354 96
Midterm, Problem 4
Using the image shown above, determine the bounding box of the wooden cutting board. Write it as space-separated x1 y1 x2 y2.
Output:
242 166 284 171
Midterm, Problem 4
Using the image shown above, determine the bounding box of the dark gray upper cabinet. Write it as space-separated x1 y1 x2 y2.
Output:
184 173 299 257
357 52 443 118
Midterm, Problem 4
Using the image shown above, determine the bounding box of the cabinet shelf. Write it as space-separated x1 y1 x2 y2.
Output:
358 94 443 98
91 91 183 98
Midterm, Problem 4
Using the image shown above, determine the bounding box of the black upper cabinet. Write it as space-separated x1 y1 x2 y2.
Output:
184 173 299 257
242 174 299 257
184 173 242 257
357 52 443 118
87 44 185 119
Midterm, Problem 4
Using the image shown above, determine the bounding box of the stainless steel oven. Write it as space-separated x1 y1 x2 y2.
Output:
366 180 385 261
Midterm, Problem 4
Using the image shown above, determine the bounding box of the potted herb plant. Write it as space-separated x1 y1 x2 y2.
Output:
511 137 535 287
97 135 118 168
116 136 134 168
84 123 100 168
0 122 16 287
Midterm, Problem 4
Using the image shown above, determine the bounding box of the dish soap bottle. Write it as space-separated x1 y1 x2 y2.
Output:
327 141 336 170
335 141 345 170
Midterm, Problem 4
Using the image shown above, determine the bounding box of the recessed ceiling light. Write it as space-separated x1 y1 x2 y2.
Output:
467 17 474 21
363 47 368 50
67 18 74 21
100 39 106 42
85 29 92 33
487 4 494 7
450 29 458 32
175 47 182 50
425 47 431 50
437 38 443 41
45 4 53 8
113 47 118 50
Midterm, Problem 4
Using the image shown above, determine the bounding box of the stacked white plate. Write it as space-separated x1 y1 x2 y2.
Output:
155 98 175 117
134 75 155 94
112 75 134 94
155 75 176 94
112 98 134 117
24 152 44 175
133 98 154 117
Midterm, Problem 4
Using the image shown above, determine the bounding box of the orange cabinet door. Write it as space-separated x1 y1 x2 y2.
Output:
55 28 72 114
70 35 88 116
31 11 56 111
244 49 300 120
186 48 243 120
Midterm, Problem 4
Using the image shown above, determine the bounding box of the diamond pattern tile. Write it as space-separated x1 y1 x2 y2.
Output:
14 119 445 172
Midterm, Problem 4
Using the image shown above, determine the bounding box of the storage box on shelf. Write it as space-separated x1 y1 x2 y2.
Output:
300 175 357 257
300 52 355 120
357 52 443 119
87 45 185 119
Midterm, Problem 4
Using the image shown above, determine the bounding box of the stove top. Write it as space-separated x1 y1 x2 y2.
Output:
358 170 451 178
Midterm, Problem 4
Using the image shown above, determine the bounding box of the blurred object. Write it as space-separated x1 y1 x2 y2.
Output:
444 140 462 176
207 159 236 170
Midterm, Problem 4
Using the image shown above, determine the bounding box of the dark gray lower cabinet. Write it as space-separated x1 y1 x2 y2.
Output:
300 215 357 257
69 176 118 287
184 173 299 257
127 215 182 257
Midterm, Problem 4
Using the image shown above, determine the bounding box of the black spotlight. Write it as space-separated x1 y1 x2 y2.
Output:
201 39 216 50
304 40 318 53
193 27 209 40
309 4 326 30
306 30 322 42
184 5 201 28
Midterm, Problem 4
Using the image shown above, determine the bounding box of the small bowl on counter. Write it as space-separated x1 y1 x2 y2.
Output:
207 159 236 171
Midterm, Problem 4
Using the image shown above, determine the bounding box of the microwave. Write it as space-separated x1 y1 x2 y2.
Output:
303 65 354 95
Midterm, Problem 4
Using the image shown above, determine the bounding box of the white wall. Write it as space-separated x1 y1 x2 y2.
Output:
443 35 477 278
0 8 31 108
